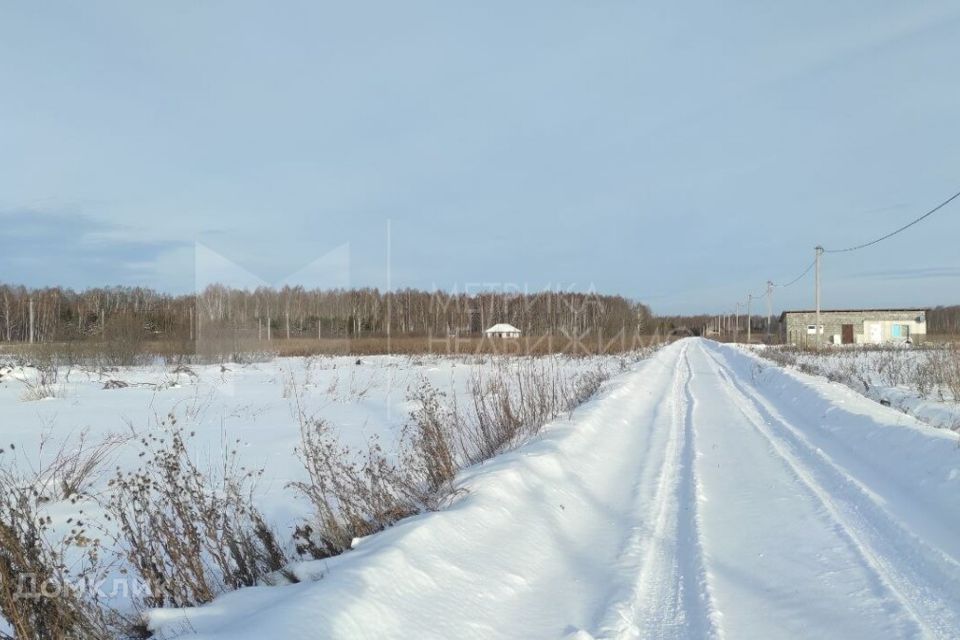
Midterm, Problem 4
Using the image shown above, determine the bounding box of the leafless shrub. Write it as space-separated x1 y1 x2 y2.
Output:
759 347 799 369
403 382 459 494
290 354 623 564
18 354 62 402
36 430 126 502
762 345 960 430
457 358 613 462
460 370 523 462
101 314 148 368
919 345 960 403
289 417 420 559
944 347 960 402
873 351 910 387
7 428 126 507
170 363 196 378
106 416 286 609
0 464 114 640
567 366 610 411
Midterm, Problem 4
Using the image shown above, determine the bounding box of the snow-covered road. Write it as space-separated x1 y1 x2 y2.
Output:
160 339 960 640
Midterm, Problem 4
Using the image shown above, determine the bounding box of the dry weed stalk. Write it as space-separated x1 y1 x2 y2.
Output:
106 415 286 609
0 463 114 640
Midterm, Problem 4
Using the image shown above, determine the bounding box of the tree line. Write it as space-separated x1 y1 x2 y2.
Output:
928 305 960 334
0 283 654 344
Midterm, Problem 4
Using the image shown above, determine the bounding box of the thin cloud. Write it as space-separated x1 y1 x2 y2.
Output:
0 209 186 288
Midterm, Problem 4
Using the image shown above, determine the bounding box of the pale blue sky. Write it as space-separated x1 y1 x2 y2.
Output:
2 1 959 314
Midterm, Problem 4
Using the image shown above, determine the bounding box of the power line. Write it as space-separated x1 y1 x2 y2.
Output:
723 185 957 346
824 187 960 254
774 258 816 288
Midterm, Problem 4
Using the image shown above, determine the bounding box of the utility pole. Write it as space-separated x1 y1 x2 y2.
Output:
734 302 741 343
747 294 753 344
815 245 824 351
766 281 774 339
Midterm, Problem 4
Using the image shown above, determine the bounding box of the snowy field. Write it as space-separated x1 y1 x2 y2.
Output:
3 340 960 639
0 350 632 635
0 351 629 512
1 353 541 523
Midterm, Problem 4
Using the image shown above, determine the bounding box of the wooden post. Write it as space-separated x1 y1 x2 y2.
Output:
815 246 823 351
3 293 10 342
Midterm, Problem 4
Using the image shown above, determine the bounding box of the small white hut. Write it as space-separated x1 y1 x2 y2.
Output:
484 323 521 338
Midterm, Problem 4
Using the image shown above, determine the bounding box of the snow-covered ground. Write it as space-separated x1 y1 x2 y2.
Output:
756 345 960 431
4 340 960 639
0 350 628 631
146 339 958 639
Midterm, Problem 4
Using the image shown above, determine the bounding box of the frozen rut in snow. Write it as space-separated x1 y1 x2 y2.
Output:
592 342 717 639
160 339 960 640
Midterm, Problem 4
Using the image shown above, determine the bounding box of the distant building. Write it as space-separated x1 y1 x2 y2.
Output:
779 308 927 346
484 323 521 338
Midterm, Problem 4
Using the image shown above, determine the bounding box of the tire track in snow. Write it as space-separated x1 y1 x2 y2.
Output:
676 346 723 639
699 342 960 639
592 343 720 640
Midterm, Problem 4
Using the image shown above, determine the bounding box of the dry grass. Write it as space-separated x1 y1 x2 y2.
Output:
21 429 128 503
918 345 960 402
286 351 649 562
401 382 458 495
918 333 960 345
16 350 62 403
1 332 669 366
281 333 666 357
760 344 960 417
288 417 422 559
446 359 618 464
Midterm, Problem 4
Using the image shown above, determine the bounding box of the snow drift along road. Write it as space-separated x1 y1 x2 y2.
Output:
155 339 960 640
